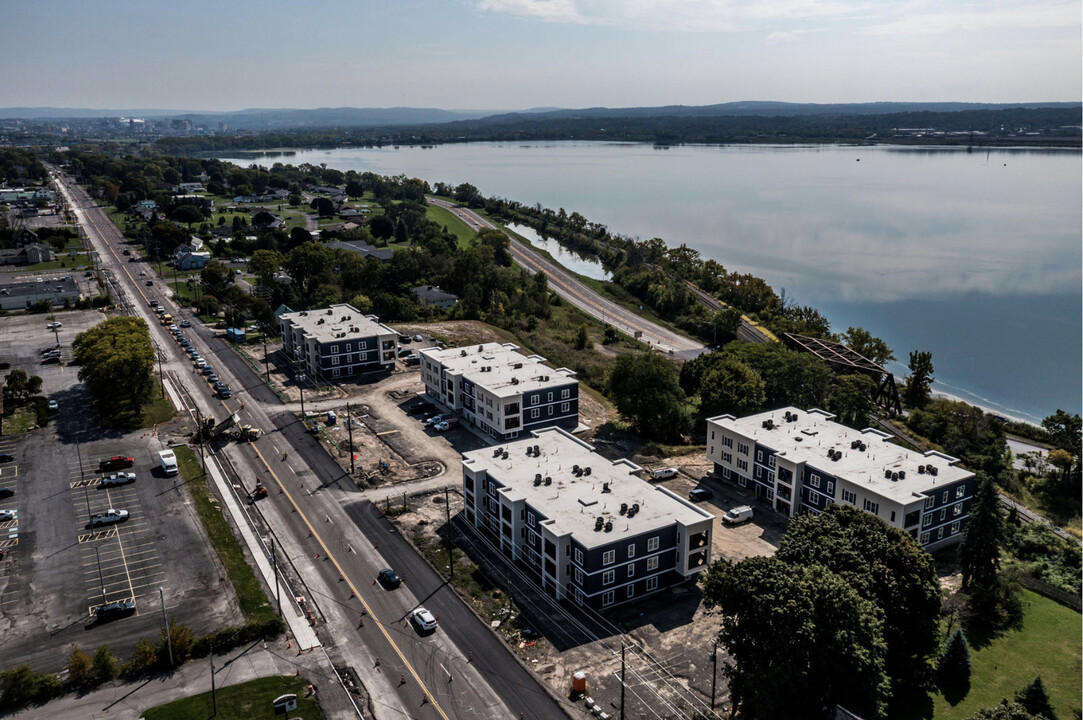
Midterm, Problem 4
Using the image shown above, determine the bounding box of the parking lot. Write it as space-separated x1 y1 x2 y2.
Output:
0 309 241 672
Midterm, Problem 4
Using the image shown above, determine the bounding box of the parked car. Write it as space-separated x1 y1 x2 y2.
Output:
216 385 232 399
0 453 14 463
413 334 424 342
145 280 153 286
433 421 451 432
402 354 421 366
408 401 436 415
201 365 214 375
99 456 134 471
149 299 158 308
650 467 679 481
95 599 136 622
0 509 15 522
47 399 58 411
90 508 129 527
41 355 61 364
426 413 452 426
180 320 191 327
410 607 437 632
100 472 136 488
722 505 754 525
0 487 13 498
688 488 713 502
139 270 146 276
206 373 219 384
399 335 411 343
46 321 62 329
398 348 414 358
377 569 401 589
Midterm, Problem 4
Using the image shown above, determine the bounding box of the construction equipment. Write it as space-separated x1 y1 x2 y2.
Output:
230 424 262 442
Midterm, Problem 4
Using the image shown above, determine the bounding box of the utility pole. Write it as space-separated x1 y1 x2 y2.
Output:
75 431 90 519
346 402 355 475
262 333 270 382
271 538 282 618
298 373 306 421
710 640 718 712
444 485 454 580
155 341 164 398
194 408 206 477
620 641 626 720
210 647 217 717
159 587 174 667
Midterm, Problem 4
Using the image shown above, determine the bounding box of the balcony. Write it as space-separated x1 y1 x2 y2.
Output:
688 531 709 550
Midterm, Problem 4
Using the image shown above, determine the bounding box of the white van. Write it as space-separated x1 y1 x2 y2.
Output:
722 505 754 525
650 467 679 481
158 449 179 477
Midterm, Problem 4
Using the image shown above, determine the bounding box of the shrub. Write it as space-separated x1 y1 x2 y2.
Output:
160 620 194 667
0 664 64 707
937 629 971 691
92 645 120 684
34 396 50 428
65 644 93 690
124 637 160 677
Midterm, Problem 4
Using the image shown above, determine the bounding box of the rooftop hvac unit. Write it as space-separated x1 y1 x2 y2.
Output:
526 446 533 456
461 350 467 357
898 470 906 479
478 345 484 352
632 503 639 513
918 465 926 474
534 473 542 484
602 482 610 493
584 467 592 476
326 309 332 314
928 466 938 476
885 470 893 479
595 517 604 531
494 447 503 457
341 315 348 321
827 449 835 458
627 507 636 518
514 363 523 369
502 451 509 460
573 465 580 473
317 318 325 324
511 378 519 385
533 445 540 455
620 503 628 515
544 476 552 486
604 521 613 532
891 472 899 481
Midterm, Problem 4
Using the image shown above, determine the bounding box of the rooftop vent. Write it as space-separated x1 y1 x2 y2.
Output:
534 473 542 485
584 467 592 476
620 503 628 515
632 503 639 513
511 378 519 385
478 345 484 352
326 309 332 315
595 517 604 531
573 464 580 473
602 482 610 493
493 447 503 457
604 521 613 532
527 446 534 456
898 470 906 480
891 472 899 482
544 476 552 486
884 469 892 479
514 363 523 369
317 318 325 325
762 419 775 430
533 445 540 456
502 451 509 460
918 465 926 474
928 465 938 476
460 350 467 357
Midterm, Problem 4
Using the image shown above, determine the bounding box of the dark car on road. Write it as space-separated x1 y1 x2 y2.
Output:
377 569 401 589
0 488 13 499
0 453 13 463
95 599 136 623
688 488 713 502
99 456 134 471
408 401 436 415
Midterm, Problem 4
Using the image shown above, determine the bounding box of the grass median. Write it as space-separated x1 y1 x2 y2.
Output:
142 675 324 720
173 445 277 624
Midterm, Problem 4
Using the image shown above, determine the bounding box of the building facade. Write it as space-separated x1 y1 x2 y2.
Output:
279 304 398 381
420 342 578 440
706 407 974 550
462 428 714 611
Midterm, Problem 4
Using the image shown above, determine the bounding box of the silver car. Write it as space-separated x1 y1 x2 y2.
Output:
90 508 129 527
100 472 136 488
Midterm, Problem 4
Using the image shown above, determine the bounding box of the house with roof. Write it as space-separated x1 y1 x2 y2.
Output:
326 240 393 263
0 243 52 266
411 285 459 310
173 245 211 270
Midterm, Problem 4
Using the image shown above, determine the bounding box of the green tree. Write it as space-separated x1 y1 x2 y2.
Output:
842 326 896 367
606 353 689 441
310 197 335 218
937 629 971 693
171 204 203 228
903 350 935 409
698 357 765 417
248 249 283 288
349 293 373 313
73 317 156 426
699 557 889 719
91 644 120 684
66 644 93 689
828 373 877 428
160 620 194 667
1041 410 1081 459
200 259 231 294
575 323 592 350
961 475 1009 627
394 216 409 244
285 242 334 296
967 702 1041 720
288 192 303 206
1014 676 1058 720
776 505 941 694
3 369 43 405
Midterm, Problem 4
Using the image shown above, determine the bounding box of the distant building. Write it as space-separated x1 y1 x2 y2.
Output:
461 427 713 610
0 243 52 266
326 239 393 263
279 303 398 380
173 247 211 270
0 276 80 310
706 407 974 550
411 285 458 310
420 342 578 440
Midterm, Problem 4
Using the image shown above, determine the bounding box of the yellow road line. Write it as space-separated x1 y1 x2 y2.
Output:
250 443 451 720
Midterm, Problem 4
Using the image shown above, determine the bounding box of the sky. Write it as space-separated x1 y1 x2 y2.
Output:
1 0 1079 111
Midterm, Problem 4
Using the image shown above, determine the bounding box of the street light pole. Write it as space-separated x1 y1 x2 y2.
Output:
159 587 174 667
298 374 306 420
155 341 164 398
346 401 355 475
75 431 91 520
445 485 454 580
710 640 718 712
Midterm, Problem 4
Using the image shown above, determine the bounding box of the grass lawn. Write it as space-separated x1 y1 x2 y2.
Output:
426 203 478 248
142 675 324 720
139 382 177 428
173 445 277 624
931 590 1082 719
26 254 91 271
1 405 39 434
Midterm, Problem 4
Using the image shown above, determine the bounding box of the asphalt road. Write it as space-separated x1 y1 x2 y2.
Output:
429 197 707 360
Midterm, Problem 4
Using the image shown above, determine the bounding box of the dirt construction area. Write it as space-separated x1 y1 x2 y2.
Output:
387 447 786 719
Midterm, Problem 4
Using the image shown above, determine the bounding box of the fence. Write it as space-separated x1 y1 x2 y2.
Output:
1016 572 1082 612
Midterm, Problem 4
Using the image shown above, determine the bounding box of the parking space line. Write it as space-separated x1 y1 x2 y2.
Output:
0 538 18 549
77 529 118 543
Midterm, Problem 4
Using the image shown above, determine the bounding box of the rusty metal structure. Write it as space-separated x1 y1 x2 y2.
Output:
783 333 902 415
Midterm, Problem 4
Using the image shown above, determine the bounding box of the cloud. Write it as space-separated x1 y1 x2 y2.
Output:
765 27 827 42
474 0 587 23
861 0 1081 35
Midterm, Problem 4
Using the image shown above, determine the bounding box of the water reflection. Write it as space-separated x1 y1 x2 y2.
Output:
506 223 611 281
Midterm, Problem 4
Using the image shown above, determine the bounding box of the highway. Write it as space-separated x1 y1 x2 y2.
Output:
429 197 708 360
51 168 572 720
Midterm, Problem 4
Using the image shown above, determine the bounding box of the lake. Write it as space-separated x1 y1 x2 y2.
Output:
219 142 1082 424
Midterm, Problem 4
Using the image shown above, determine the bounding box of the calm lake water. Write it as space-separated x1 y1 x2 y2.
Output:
220 142 1082 423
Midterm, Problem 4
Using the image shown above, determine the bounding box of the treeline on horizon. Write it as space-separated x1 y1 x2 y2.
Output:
153 106 1083 152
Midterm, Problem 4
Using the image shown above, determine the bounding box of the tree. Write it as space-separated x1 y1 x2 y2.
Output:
248 249 283 288
91 645 120 684
575 323 592 350
310 197 335 218
828 373 877 428
776 505 941 694
171 204 203 228
394 216 409 244
200 260 231 294
1014 677 1058 719
349 293 372 313
961 475 1009 627
288 192 303 206
842 326 896 367
937 629 971 693
967 702 1042 720
453 182 481 205
1041 410 1081 459
285 242 334 296
903 350 934 409
65 644 93 689
3 369 43 405
709 307 743 346
287 226 311 251
699 557 889 719
698 357 765 417
606 353 689 442
73 317 156 426
369 214 394 240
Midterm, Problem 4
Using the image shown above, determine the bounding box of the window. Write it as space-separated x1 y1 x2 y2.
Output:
527 512 535 527
627 544 635 559
738 443 749 455
331 356 340 365
711 430 715 440
647 537 659 552
738 476 747 487
951 521 960 534
954 503 962 516
939 508 946 521
737 459 748 472
924 496 934 510
755 466 763 480
360 341 367 350
942 490 949 503
547 392 553 402
575 548 583 564
603 591 614 606
809 475 821 489
603 550 615 565
330 344 339 353
890 510 896 523
646 577 659 592
627 565 635 578
757 450 763 462
767 471 775 483
722 436 733 448
937 527 944 540
647 556 659 571
561 402 570 413
627 586 635 599
956 485 966 499
766 489 774 501
562 388 570 399
863 498 879 515
603 570 615 585
575 569 583 584
531 395 539 405
722 452 732 464
920 532 930 544
826 481 834 494
768 455 776 468
345 343 352 351
842 489 857 505
923 514 933 527
531 409 540 419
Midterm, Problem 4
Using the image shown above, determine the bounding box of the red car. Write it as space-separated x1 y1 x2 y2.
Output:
99 456 134 471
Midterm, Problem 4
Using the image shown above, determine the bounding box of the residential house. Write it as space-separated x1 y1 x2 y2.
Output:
411 285 458 310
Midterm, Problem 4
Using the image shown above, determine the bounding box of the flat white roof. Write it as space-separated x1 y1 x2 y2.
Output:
422 343 575 398
463 428 713 548
708 407 973 504
280 303 395 344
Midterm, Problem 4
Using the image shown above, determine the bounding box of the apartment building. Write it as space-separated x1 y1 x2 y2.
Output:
706 407 974 550
462 428 714 611
420 342 578 440
278 304 398 380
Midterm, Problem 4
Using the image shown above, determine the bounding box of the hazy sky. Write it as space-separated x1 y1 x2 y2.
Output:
2 0 1079 111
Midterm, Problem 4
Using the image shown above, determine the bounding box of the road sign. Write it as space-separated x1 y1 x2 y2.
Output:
273 693 298 715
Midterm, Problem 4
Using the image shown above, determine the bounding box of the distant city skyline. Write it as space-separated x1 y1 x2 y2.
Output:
1 0 1079 112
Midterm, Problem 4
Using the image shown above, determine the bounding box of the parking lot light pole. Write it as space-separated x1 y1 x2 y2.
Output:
155 341 164 398
271 538 281 618
75 431 91 519
297 374 306 420
159 587 174 667
94 546 107 607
